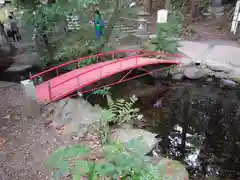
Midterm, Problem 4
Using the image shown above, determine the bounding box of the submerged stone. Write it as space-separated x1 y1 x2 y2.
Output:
220 79 237 87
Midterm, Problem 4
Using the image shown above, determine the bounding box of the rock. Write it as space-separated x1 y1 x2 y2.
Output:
206 78 213 83
0 152 7 163
151 70 168 78
181 57 194 66
169 66 183 75
108 128 158 154
6 64 32 72
151 157 189 180
205 45 240 68
183 66 207 79
179 41 209 60
53 98 102 138
214 71 228 78
172 73 184 80
229 68 240 79
205 60 233 73
220 79 237 88
169 66 184 80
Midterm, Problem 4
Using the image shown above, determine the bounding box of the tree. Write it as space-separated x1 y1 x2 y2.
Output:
15 0 138 69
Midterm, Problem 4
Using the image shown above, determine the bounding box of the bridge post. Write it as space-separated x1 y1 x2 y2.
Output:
48 81 52 101
112 51 115 60
20 79 41 117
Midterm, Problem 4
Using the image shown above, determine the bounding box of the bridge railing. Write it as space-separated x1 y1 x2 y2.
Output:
42 51 181 101
30 50 158 82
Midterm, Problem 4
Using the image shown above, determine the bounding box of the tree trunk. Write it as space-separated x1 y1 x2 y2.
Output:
165 0 172 10
144 0 152 13
190 0 201 21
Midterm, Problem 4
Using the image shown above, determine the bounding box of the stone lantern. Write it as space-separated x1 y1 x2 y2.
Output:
136 11 150 35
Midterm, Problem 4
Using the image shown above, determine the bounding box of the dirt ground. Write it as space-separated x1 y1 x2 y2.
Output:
0 82 101 180
0 83 62 180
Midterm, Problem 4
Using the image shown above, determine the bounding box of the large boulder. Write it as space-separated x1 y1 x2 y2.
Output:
52 97 102 138
108 127 158 154
151 157 189 180
183 66 209 79
205 60 233 73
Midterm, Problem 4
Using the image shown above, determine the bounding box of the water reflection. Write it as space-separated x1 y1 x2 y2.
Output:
87 78 240 179
139 83 240 179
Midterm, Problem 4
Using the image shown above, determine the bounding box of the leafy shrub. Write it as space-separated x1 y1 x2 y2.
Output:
48 138 160 180
141 10 182 54
89 90 139 144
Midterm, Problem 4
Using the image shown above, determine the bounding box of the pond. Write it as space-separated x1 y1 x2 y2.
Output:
87 75 240 180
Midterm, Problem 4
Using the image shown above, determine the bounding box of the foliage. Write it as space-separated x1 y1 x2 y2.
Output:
16 0 139 69
48 138 160 180
92 87 111 97
90 89 139 125
153 11 182 54
141 10 182 54
103 94 140 124
95 93 139 144
171 0 209 12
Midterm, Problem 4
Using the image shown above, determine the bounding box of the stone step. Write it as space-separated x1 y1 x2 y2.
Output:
6 64 32 72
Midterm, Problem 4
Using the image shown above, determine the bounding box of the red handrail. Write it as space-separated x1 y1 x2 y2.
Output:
50 51 180 90
30 50 181 80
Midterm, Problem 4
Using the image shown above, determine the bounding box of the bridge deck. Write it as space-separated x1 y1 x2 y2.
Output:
36 57 178 102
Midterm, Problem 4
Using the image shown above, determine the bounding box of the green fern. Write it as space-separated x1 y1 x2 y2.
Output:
108 95 139 124
98 95 139 144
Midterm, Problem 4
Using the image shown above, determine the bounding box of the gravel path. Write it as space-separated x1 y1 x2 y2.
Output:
0 81 101 180
0 82 66 180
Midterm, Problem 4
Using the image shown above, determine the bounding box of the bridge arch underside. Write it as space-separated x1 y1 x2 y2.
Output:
60 63 175 101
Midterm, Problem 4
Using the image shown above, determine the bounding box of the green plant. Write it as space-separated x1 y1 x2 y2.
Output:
154 13 181 54
107 95 139 124
95 94 139 144
48 138 160 180
87 87 113 106
92 87 112 97
142 10 182 54
16 0 139 69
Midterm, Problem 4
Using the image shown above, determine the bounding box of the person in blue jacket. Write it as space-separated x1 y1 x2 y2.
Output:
93 10 104 39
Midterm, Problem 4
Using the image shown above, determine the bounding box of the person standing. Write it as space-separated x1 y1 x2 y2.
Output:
9 15 19 42
93 10 104 39
0 21 8 44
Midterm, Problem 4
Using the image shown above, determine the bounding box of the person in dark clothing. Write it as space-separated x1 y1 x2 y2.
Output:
0 21 8 44
9 15 20 42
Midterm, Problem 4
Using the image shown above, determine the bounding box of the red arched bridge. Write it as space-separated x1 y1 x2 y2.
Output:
30 50 181 103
